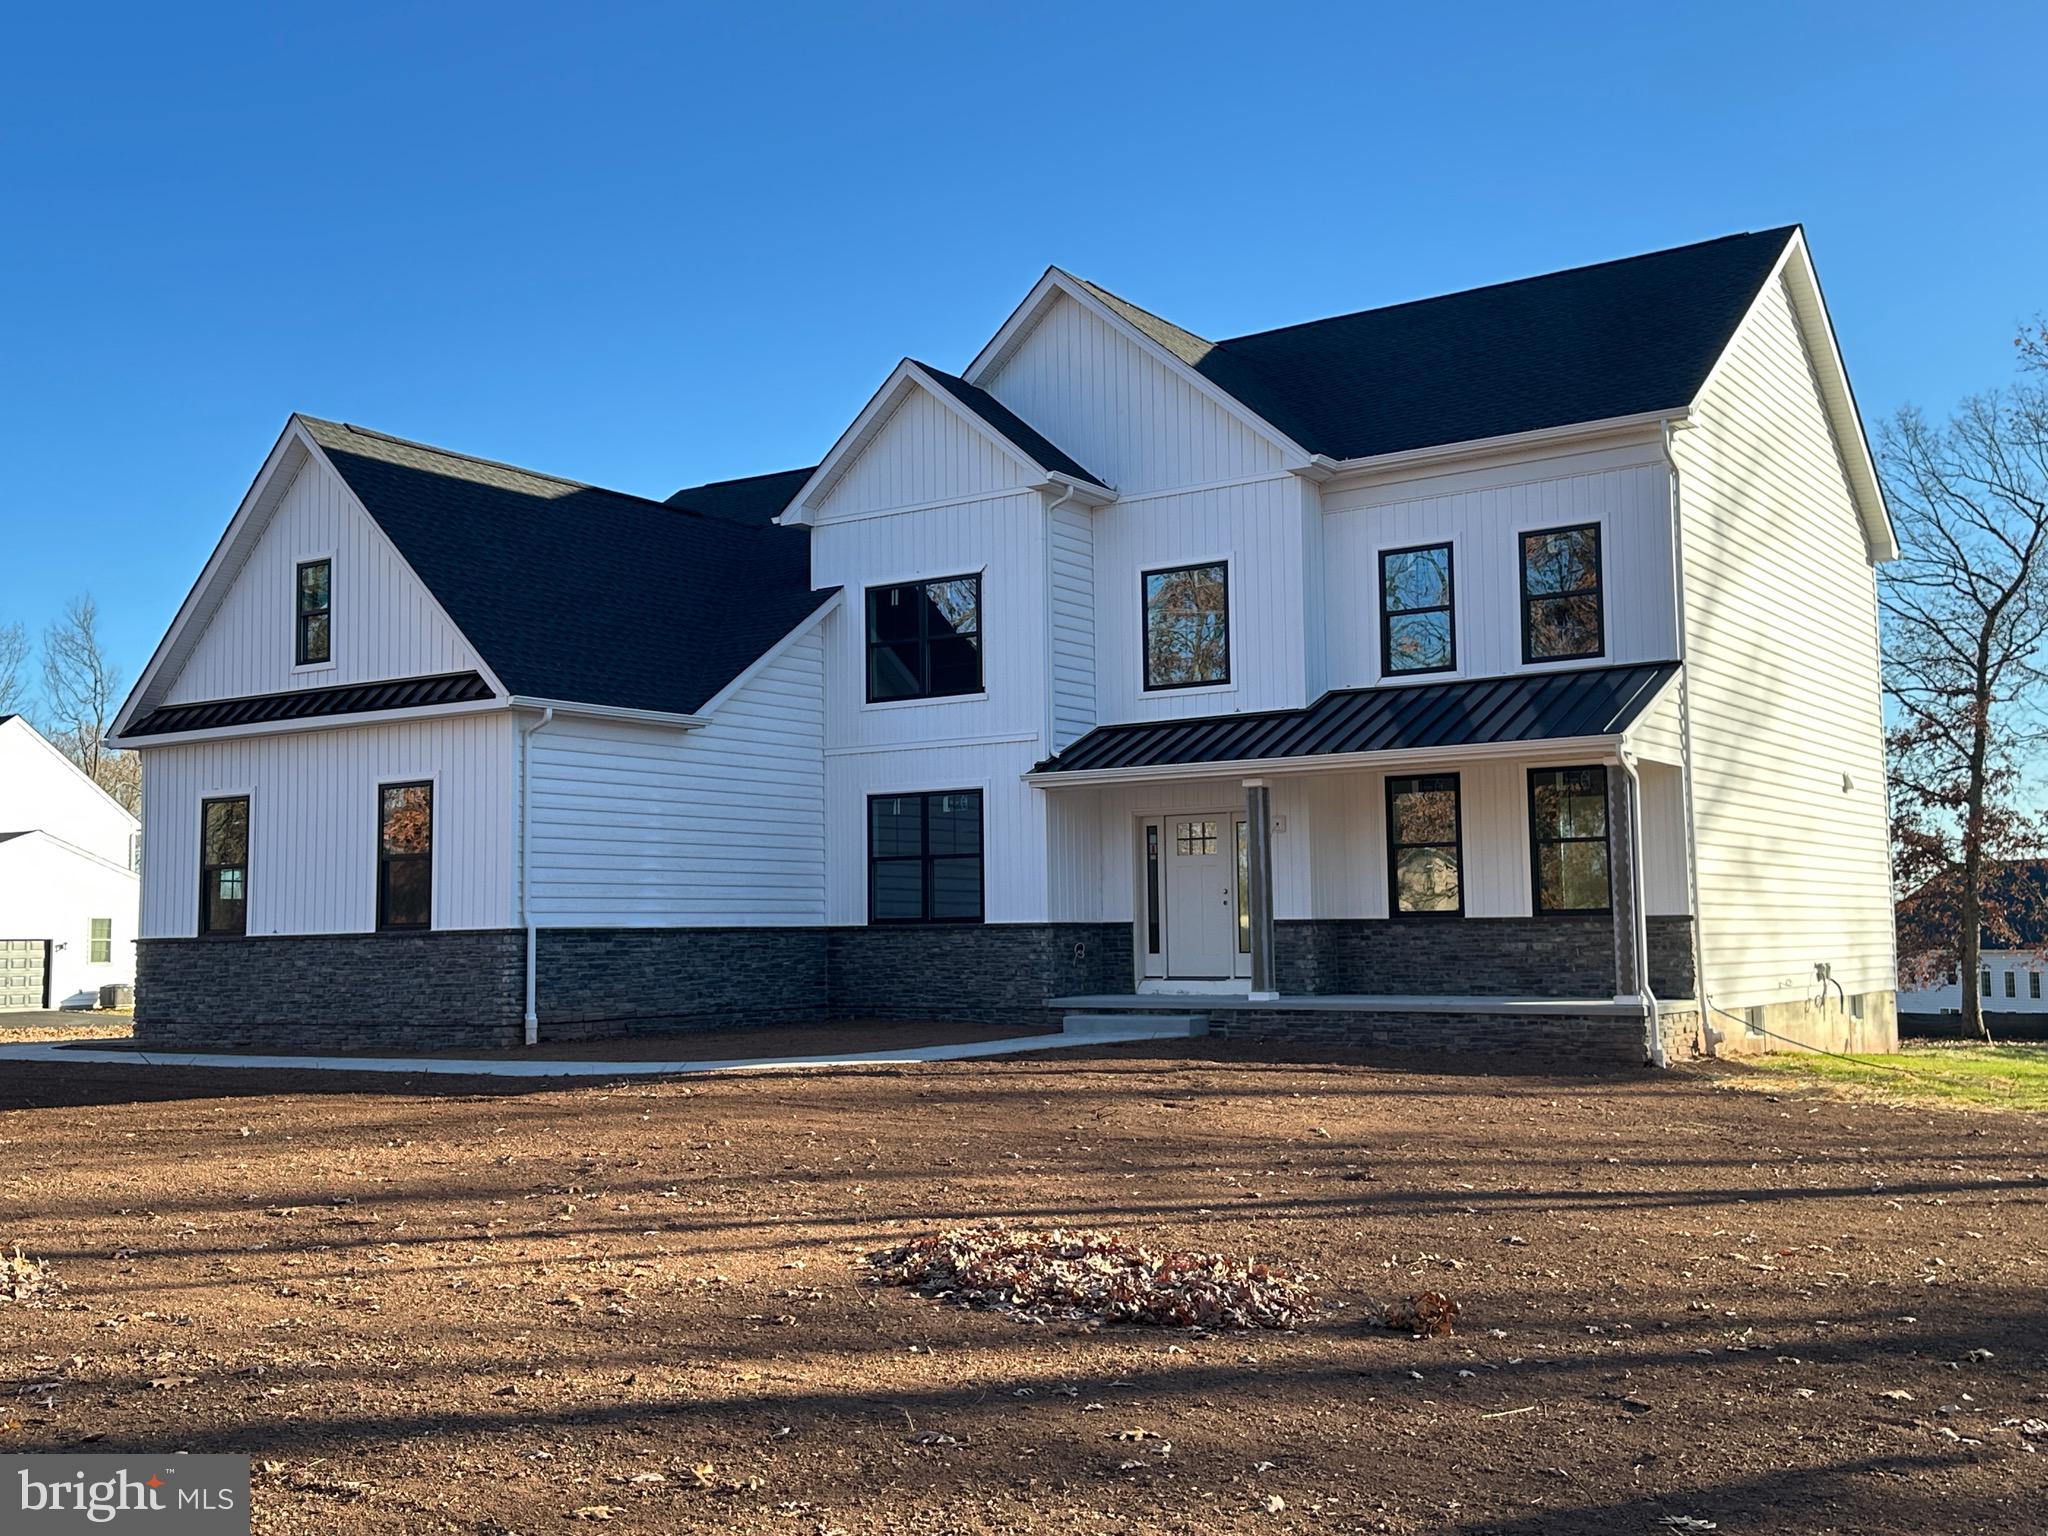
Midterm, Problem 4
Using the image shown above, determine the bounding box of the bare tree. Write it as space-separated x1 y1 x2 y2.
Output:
1880 345 2048 1041
40 593 138 813
0 620 29 718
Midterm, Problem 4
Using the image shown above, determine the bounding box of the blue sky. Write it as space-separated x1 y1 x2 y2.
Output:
1 1 2042 693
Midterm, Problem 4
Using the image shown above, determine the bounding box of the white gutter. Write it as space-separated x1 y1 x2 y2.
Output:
517 705 555 1046
1024 733 1625 788
1661 418 1715 1058
1618 747 1665 1068
505 696 707 729
1306 409 1690 483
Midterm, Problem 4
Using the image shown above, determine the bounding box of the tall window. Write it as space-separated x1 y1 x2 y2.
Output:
89 918 112 964
2032 972 2041 1000
1380 543 1455 675
1144 824 1161 956
1386 773 1462 915
1982 967 1993 996
1528 766 1612 914
296 558 332 666
1520 524 1602 662
2005 970 2018 998
377 782 434 931
866 576 981 702
200 797 249 936
1143 562 1229 690
869 790 983 924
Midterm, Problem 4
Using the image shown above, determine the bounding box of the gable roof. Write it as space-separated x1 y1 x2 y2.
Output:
1901 859 2048 951
298 419 833 715
914 364 1106 489
666 465 818 526
1076 228 1799 462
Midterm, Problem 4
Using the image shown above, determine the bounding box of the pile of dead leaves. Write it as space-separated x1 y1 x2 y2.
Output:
868 1224 1315 1330
1383 1289 1459 1337
0 1248 58 1308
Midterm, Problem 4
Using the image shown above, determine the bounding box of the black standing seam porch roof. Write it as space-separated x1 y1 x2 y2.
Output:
1032 662 1680 775
124 672 495 738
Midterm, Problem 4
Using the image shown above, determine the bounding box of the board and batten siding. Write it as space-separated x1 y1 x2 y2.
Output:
1320 444 1679 689
523 627 826 926
164 452 485 705
138 713 516 937
813 386 1031 522
1674 272 1894 1010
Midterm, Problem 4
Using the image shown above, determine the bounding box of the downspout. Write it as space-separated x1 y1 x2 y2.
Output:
1620 748 1664 1068
1041 481 1081 760
1661 418 1716 1057
517 705 555 1047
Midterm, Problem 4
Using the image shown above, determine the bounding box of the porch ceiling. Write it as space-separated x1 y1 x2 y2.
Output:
1031 661 1678 780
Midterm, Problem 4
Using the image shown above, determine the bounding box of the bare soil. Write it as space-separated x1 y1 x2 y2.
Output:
0 1040 2041 1534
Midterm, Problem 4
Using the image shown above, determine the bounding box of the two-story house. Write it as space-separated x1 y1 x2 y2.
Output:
111 226 1898 1064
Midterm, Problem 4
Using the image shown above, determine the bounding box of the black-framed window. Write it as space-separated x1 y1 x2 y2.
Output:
1982 967 1992 996
2005 969 2018 998
866 576 981 702
377 782 433 931
1143 562 1229 690
2032 972 2041 1000
1520 523 1602 663
1144 824 1161 956
1380 543 1455 675
869 790 983 924
89 918 111 965
1528 765 1612 915
296 558 332 666
1386 773 1462 916
199 796 249 936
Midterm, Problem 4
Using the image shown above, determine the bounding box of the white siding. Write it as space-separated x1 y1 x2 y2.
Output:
164 453 484 705
1674 273 1894 1009
525 628 825 926
981 292 1285 495
0 834 139 1005
1321 445 1678 689
1902 954 2047 1016
138 713 516 937
814 386 1031 522
0 716 137 867
1048 500 1096 750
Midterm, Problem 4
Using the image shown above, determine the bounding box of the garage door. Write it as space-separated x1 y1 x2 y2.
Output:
0 940 50 1011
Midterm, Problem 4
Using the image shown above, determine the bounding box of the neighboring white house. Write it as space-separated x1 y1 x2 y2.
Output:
1897 859 2048 1025
0 714 140 1009
110 226 1898 1062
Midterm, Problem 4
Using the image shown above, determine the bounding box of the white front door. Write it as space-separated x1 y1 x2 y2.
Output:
1164 817 1236 978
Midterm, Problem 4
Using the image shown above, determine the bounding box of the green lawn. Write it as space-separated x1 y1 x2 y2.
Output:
1748 1041 2048 1111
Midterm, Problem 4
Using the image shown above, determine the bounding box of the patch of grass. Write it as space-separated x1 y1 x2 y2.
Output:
1748 1042 2048 1111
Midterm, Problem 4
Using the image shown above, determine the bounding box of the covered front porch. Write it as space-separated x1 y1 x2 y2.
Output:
1029 663 1698 1062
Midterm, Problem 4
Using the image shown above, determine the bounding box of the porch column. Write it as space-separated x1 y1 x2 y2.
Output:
1244 778 1278 1001
1609 762 1642 1000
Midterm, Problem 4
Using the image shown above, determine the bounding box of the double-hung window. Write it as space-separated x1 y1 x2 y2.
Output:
1143 562 1229 690
869 790 983 924
1379 543 1455 675
1386 774 1462 916
296 558 332 666
1528 766 1613 914
1520 523 1603 662
377 782 434 930
866 576 981 702
200 797 250 936
2005 969 2018 999
89 918 112 964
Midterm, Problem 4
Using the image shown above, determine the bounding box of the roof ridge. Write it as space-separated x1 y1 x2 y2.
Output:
1218 227 1800 346
1071 276 1215 350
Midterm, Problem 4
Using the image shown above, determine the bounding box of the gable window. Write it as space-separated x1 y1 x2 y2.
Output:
1380 543 1455 675
296 558 332 667
377 782 433 931
89 918 112 965
1528 766 1612 914
869 790 983 924
1143 562 1229 690
1386 773 1462 916
1520 523 1603 662
866 576 981 702
200 796 249 936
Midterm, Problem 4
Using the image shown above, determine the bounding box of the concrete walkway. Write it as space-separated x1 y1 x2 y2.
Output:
0 1020 1197 1079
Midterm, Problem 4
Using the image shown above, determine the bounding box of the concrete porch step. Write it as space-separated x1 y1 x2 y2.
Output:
1062 1012 1210 1039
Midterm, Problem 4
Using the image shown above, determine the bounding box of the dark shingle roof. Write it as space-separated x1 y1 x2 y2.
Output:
1035 662 1678 775
300 419 833 715
1901 859 2048 950
665 465 817 526
126 672 493 738
914 364 1107 488
1077 228 1798 460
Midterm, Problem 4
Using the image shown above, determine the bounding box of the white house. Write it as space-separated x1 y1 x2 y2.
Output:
111 226 1898 1063
0 714 140 1010
1897 859 2048 1029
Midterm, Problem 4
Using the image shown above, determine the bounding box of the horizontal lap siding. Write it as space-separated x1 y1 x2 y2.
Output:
1676 274 1893 1007
1049 502 1096 750
165 453 482 704
526 629 825 927
138 714 515 936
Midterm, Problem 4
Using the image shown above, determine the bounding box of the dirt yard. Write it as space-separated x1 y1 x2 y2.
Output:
1 1041 2041 1534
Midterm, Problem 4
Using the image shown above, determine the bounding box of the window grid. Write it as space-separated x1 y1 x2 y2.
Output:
89 918 111 965
377 782 434 931
1527 766 1613 916
1175 820 1218 857
1520 523 1604 664
1386 773 1463 917
296 558 332 666
865 576 981 703
868 790 985 925
199 796 250 937
1142 562 1230 691
1379 542 1456 676
2005 969 2017 998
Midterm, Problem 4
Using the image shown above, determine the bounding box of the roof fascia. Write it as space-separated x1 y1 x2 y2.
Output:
506 698 707 729
690 591 843 718
0 716 140 826
960 267 1316 469
0 827 140 879
1023 732 1623 787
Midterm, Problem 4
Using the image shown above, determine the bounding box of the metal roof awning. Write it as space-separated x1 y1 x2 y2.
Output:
1029 661 1680 782
122 671 496 738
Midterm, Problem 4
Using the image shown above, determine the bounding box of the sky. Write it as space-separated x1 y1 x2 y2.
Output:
1 0 2043 700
